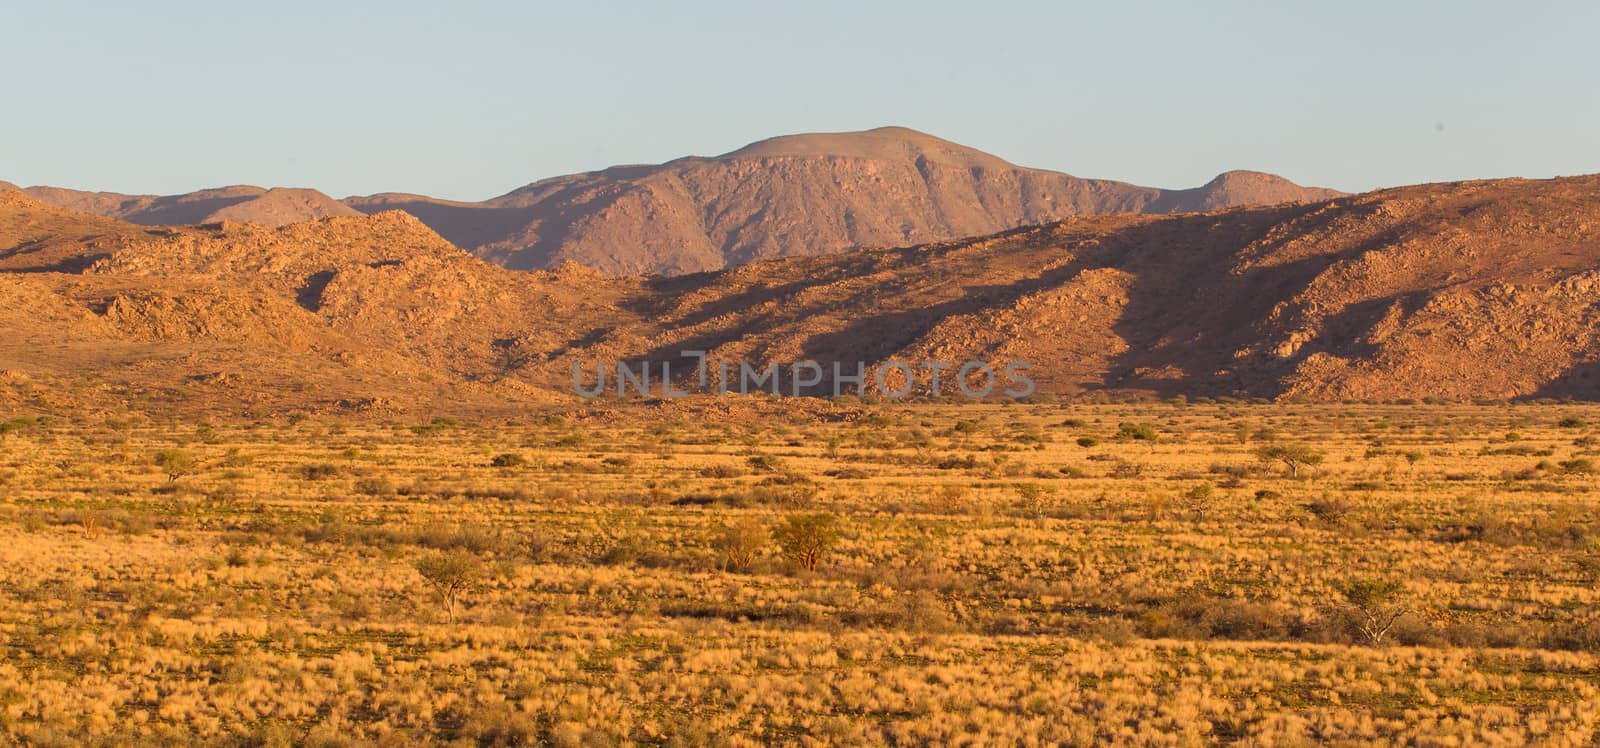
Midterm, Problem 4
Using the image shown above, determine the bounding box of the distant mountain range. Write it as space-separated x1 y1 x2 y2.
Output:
4 172 1600 413
14 127 1341 276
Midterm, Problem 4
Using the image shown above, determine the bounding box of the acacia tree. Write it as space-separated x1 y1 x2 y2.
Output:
414 551 486 623
1254 443 1324 478
712 519 767 572
1339 579 1411 645
153 449 197 483
772 513 840 572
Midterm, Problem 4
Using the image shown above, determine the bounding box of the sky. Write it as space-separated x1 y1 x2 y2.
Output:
3 1 1597 201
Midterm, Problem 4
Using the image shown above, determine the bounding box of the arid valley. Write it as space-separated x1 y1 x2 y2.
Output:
5 7 1600 739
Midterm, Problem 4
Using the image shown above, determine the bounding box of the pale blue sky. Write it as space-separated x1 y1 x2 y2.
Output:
3 1 1596 200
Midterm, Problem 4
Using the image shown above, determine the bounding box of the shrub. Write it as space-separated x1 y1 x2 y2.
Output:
354 476 397 496
747 454 786 473
1076 436 1099 448
1117 422 1157 441
1109 461 1144 478
698 464 745 478
0 416 36 438
1557 458 1597 475
417 522 509 555
410 417 460 435
936 455 979 470
298 463 341 481
1138 595 1290 641
1305 495 1352 523
490 453 527 468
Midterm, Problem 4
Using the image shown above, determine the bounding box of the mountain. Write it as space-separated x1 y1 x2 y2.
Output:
20 185 359 228
16 128 1340 277
345 127 1343 276
0 191 635 415
583 174 1600 402
6 172 1600 412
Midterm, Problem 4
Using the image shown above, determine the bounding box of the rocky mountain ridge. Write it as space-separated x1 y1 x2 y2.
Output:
18 127 1342 276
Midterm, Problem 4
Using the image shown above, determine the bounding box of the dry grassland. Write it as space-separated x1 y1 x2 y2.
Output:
2 402 1599 745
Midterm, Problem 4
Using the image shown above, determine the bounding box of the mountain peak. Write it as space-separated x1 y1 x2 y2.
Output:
1148 170 1346 213
718 126 1017 169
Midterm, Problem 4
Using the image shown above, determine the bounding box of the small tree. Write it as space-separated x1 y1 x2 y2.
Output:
414 551 485 622
1339 578 1410 645
1016 483 1053 516
1254 443 1324 478
1182 483 1216 522
712 519 767 572
772 513 840 572
154 449 197 483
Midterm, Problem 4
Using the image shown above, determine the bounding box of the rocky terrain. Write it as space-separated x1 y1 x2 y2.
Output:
2 173 1599 413
20 127 1340 276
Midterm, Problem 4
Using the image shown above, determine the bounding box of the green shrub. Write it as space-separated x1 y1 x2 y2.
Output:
1117 422 1157 441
